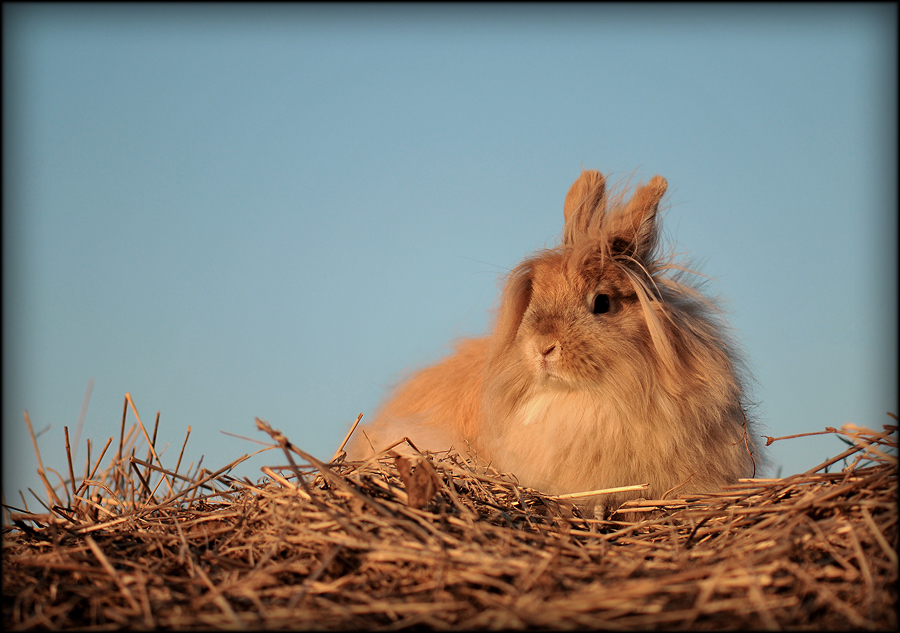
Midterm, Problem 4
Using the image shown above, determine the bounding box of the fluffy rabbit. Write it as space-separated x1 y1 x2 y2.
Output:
345 169 762 515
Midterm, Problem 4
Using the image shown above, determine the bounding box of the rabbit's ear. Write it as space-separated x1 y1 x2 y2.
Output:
608 175 667 261
563 170 606 246
493 262 533 346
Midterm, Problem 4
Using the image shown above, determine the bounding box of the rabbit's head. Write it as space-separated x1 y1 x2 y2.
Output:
494 170 669 387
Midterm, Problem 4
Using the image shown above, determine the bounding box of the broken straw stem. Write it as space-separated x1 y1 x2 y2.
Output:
554 483 649 499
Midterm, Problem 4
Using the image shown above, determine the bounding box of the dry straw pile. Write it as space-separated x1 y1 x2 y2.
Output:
2 395 897 630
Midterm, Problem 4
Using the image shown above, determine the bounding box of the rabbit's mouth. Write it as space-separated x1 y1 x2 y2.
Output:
534 362 577 390
532 349 588 389
534 356 562 382
528 337 568 380
532 357 606 393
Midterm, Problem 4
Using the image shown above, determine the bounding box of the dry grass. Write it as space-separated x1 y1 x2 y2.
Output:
2 395 897 630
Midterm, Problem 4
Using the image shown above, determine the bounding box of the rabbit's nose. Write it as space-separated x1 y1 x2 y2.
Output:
536 337 561 360
530 333 561 363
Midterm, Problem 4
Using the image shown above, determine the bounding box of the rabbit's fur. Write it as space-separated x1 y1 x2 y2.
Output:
345 170 762 515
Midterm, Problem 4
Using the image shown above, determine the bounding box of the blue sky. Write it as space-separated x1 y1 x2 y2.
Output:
3 4 896 505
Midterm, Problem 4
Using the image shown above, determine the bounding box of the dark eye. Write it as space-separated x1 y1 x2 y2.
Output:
611 238 630 255
592 294 611 314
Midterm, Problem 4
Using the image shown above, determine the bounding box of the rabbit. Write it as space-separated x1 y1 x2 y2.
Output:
344 169 762 516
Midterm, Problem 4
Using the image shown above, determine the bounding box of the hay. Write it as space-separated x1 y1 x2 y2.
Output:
2 396 897 630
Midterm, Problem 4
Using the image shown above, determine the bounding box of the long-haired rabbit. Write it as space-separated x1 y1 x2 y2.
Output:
345 169 762 515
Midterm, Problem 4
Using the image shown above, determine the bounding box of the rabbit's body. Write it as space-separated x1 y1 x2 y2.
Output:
345 170 761 514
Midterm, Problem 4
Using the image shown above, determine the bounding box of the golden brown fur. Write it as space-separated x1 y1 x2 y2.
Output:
345 169 762 515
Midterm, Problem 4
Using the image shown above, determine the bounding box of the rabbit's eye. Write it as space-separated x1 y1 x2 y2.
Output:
611 238 631 255
592 294 611 314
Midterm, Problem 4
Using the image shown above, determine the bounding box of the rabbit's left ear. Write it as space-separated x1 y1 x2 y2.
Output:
563 170 606 246
608 175 667 261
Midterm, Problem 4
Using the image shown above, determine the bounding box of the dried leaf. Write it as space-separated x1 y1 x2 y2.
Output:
395 455 438 509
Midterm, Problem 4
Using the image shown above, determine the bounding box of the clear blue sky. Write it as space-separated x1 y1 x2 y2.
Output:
3 4 896 504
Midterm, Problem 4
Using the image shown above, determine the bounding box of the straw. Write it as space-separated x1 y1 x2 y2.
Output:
2 406 896 630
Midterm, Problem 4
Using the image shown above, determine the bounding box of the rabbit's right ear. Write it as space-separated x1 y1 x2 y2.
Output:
607 175 667 262
493 262 533 346
563 170 606 246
